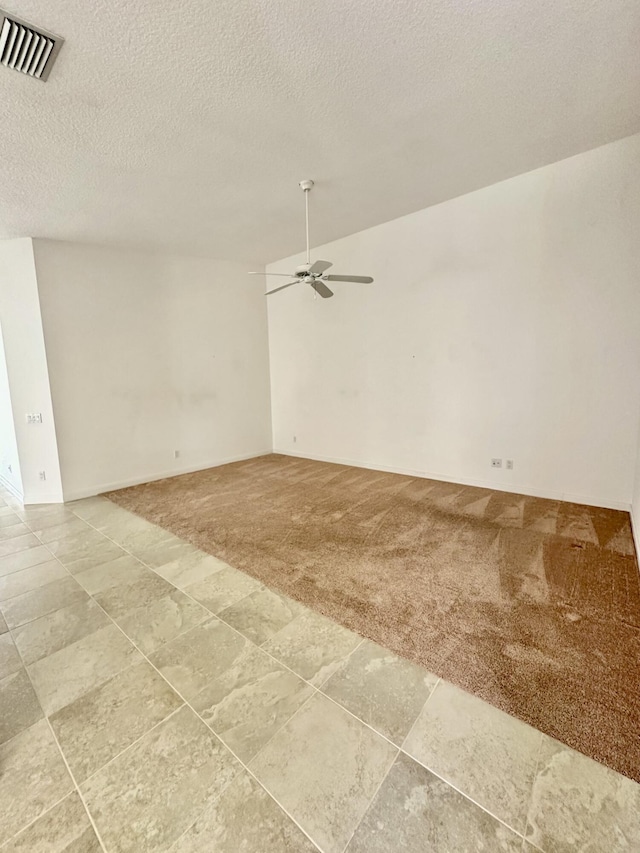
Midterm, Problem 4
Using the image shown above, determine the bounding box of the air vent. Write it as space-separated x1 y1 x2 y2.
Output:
0 9 63 81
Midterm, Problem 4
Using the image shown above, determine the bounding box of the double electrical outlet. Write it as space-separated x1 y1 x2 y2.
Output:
491 458 513 470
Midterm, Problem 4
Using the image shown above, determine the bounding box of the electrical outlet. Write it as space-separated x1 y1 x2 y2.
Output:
506 459 514 470
174 450 180 459
491 458 502 468
293 435 297 444
26 413 43 424
39 470 46 481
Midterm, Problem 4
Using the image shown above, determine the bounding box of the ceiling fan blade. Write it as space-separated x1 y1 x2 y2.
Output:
322 275 374 283
265 280 301 296
249 271 296 277
310 280 334 299
308 259 333 275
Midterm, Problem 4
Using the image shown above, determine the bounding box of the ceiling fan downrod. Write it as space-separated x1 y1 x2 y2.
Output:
299 179 314 267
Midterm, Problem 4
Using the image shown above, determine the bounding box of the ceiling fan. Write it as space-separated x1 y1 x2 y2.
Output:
249 180 374 298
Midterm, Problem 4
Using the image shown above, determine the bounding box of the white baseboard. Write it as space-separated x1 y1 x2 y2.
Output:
62 449 273 502
273 448 632 512
0 473 24 504
24 493 65 505
61 444 634 517
631 507 640 560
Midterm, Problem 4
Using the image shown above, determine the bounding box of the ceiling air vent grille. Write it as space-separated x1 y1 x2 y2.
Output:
0 9 63 80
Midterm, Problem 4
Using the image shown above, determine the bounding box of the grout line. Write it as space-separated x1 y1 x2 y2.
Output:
337 748 400 853
162 767 250 853
396 748 527 840
244 681 321 769
43 716 111 853
0 549 63 580
0 565 81 608
0 789 73 849
78 703 186 787
312 636 366 689
397 676 441 753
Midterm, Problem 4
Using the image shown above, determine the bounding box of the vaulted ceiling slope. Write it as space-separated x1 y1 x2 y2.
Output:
1 0 639 263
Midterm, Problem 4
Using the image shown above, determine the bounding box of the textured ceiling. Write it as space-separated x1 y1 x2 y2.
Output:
1 0 639 263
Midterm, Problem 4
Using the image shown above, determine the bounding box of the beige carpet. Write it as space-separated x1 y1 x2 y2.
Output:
106 454 640 781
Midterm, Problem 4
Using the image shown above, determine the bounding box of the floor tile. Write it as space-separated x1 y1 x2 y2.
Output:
45 527 125 568
0 532 41 557
184 565 262 614
66 496 123 524
0 631 21 677
0 545 54 578
95 511 162 534
0 575 89 629
94 569 174 620
347 752 523 853
0 611 7 634
17 504 78 529
132 536 197 568
0 560 67 601
192 644 314 762
28 622 142 715
172 769 318 853
0 719 74 846
62 539 128 574
98 518 174 553
0 521 30 539
323 639 438 744
251 692 397 853
219 587 305 645
81 705 239 852
50 660 182 782
2 792 101 852
12 597 111 665
403 680 543 833
0 668 43 744
262 609 361 686
74 553 148 594
149 617 247 700
154 549 227 588
525 736 640 852
0 511 21 527
116 589 209 655
32 517 92 543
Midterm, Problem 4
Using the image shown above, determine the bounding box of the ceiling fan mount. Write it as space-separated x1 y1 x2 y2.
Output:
248 180 374 298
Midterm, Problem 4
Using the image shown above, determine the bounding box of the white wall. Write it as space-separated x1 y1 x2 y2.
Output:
268 134 640 510
0 239 64 503
0 321 22 497
34 241 272 500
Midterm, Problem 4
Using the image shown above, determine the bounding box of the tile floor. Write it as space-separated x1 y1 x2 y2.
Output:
0 486 639 852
